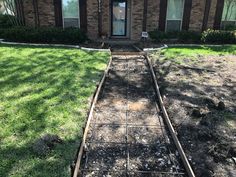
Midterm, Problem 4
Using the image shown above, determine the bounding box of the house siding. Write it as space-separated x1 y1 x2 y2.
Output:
208 0 218 28
21 0 224 41
102 0 110 37
38 0 55 26
87 0 98 39
189 0 205 31
23 0 36 26
146 0 160 32
23 0 55 27
131 0 144 40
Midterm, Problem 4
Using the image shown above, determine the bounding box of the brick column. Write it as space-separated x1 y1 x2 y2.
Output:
189 0 205 31
146 0 160 32
87 0 99 39
131 0 144 40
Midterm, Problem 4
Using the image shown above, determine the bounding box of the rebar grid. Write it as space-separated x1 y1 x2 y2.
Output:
80 55 186 177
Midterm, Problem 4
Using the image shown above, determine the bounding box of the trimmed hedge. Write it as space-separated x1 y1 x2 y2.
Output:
149 30 201 43
149 29 236 44
0 27 87 44
201 29 236 44
0 14 14 28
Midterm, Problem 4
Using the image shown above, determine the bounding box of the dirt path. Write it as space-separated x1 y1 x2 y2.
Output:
152 54 236 177
79 53 186 176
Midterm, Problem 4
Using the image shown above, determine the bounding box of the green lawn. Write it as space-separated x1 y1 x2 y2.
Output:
160 45 236 64
0 44 109 177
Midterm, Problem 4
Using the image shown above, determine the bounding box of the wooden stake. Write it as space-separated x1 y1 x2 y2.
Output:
145 54 196 177
72 55 113 177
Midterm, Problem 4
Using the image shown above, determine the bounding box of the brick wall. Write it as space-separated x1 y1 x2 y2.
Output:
102 0 110 37
189 0 205 31
146 0 160 32
23 0 35 26
208 0 218 29
38 0 55 26
21 0 221 40
87 0 98 39
131 0 144 40
23 0 55 27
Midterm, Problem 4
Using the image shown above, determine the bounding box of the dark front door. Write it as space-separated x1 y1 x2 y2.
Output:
111 0 127 36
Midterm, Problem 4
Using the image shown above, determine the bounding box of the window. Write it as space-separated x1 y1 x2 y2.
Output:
0 0 15 15
221 0 236 29
0 2 4 14
166 0 185 32
62 0 80 28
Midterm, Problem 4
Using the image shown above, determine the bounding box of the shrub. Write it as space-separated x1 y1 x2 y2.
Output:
148 30 167 42
149 29 236 44
0 14 14 28
178 31 201 43
0 26 87 44
148 30 201 43
201 29 236 44
222 24 236 31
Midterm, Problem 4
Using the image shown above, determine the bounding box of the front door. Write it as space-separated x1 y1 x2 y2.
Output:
111 0 127 36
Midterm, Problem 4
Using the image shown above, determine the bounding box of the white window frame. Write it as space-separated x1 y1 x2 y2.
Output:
165 0 185 32
62 0 80 28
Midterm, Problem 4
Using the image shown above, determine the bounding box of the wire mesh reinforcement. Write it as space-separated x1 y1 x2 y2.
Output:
79 55 186 177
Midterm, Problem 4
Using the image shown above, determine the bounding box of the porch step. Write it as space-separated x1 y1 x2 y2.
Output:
111 51 146 56
96 39 137 45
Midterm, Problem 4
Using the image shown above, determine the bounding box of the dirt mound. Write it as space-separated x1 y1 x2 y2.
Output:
33 134 63 156
153 54 236 177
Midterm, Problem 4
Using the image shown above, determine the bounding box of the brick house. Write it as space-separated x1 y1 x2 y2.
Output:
10 0 236 40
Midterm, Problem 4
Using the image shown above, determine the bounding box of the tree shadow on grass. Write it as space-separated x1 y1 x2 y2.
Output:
0 44 109 176
0 137 82 177
153 57 236 176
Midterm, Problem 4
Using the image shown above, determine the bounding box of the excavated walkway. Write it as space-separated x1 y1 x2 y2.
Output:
80 54 186 176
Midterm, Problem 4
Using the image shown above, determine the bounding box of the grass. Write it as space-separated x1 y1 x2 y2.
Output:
159 45 236 64
0 44 109 177
224 112 236 128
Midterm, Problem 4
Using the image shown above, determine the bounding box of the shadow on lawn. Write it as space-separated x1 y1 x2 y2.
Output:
0 45 108 176
154 58 236 177
0 138 82 177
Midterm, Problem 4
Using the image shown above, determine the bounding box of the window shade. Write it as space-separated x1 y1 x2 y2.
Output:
64 18 79 28
222 0 236 21
167 0 184 20
62 0 80 27
166 0 185 31
166 20 182 31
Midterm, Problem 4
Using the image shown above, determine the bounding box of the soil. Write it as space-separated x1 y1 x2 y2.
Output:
80 52 186 176
32 134 62 156
151 54 236 177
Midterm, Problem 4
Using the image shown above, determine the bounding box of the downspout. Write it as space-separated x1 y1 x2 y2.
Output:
14 0 25 26
202 0 211 31
19 0 25 25
32 0 40 27
97 0 102 37
18 0 25 25
213 0 225 30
